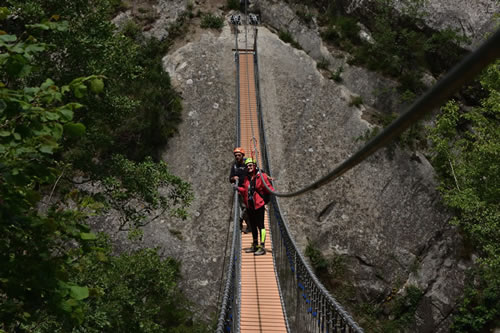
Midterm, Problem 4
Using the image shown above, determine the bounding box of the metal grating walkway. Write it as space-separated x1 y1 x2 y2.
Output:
238 52 287 333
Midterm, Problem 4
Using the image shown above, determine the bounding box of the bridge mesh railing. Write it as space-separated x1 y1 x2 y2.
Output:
268 198 363 333
215 191 241 333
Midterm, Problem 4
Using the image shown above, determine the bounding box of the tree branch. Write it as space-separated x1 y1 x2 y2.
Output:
448 158 461 191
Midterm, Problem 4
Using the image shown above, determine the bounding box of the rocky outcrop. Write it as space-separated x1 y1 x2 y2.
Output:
113 0 187 40
255 0 405 114
341 0 499 49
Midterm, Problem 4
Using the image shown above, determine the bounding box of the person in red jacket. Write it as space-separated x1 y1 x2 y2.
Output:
237 158 274 256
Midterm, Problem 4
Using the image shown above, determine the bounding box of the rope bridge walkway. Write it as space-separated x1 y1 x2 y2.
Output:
216 15 364 333
238 51 288 333
216 12 499 333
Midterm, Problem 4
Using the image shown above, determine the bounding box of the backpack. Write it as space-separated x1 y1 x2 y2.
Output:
260 189 272 205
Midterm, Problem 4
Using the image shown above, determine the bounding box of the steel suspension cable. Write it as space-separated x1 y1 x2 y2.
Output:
257 28 500 198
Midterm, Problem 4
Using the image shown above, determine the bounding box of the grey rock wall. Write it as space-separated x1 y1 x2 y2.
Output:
256 0 404 113
342 0 499 49
159 29 237 315
113 0 187 40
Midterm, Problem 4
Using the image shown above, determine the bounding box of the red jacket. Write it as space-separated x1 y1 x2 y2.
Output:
238 171 274 210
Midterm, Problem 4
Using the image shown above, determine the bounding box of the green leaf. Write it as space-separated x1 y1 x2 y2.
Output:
26 23 50 31
25 43 46 54
69 285 89 300
39 141 58 154
61 85 70 94
59 108 73 121
80 232 97 240
13 132 21 140
41 79 55 90
45 111 60 121
64 122 86 138
0 34 16 42
52 123 63 139
73 84 87 98
0 130 10 137
90 78 104 93
56 21 69 32
60 299 77 312
0 7 10 21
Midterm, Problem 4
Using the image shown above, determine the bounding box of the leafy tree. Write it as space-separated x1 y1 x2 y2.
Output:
429 61 500 332
3 0 188 227
6 0 183 163
0 18 105 329
18 237 209 333
0 4 200 331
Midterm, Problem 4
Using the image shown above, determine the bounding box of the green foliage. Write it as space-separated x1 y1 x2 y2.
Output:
16 237 209 332
226 0 240 11
330 65 343 82
102 155 193 230
7 0 184 162
321 25 339 43
305 240 328 275
318 0 467 94
349 95 363 107
278 30 302 49
167 11 191 41
334 16 361 43
1 1 197 330
121 19 141 38
429 62 500 332
73 244 207 333
200 13 224 30
0 20 105 329
382 286 423 331
350 285 423 332
296 9 314 25
316 57 329 70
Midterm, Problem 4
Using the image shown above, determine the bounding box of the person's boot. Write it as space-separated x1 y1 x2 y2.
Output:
254 245 266 256
245 244 257 253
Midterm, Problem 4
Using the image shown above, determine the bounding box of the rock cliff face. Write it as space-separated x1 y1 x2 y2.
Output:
341 0 499 49
158 29 238 315
103 0 497 329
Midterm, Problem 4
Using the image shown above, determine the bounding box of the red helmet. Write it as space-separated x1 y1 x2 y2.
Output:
233 147 245 156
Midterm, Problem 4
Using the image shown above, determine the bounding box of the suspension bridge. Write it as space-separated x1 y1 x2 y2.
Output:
216 11 500 333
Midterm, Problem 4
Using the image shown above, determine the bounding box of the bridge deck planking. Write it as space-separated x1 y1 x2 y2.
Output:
238 53 287 333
